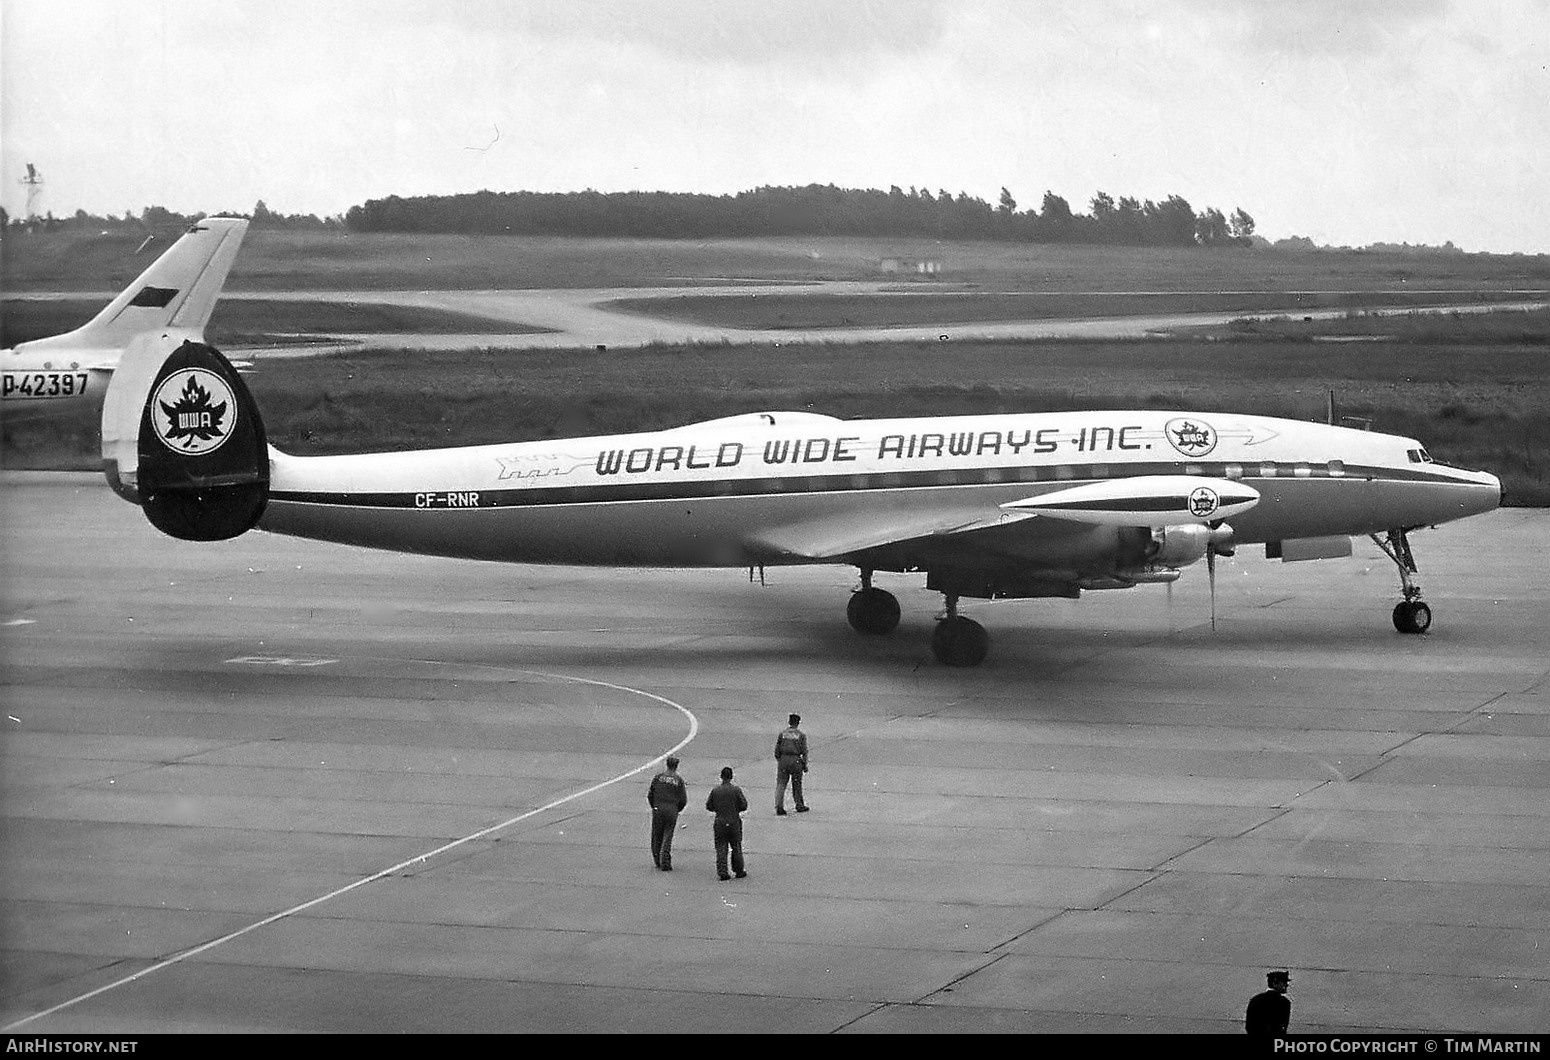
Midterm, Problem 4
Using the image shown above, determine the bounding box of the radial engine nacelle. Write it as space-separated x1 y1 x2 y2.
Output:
1003 475 1260 526
1147 523 1236 567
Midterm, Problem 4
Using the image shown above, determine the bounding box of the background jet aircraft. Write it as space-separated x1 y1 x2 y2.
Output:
98 336 1500 666
1 216 248 418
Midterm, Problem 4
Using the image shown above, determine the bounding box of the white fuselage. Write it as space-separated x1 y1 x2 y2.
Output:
258 409 1501 569
0 347 114 415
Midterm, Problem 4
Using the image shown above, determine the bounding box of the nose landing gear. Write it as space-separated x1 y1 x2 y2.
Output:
1372 528 1432 634
1393 599 1432 635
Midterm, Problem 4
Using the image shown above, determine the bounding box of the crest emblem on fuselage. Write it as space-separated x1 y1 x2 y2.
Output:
152 368 235 455
1165 417 1217 457
1188 486 1220 519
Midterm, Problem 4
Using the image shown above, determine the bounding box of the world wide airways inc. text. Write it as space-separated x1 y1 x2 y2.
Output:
593 425 1155 477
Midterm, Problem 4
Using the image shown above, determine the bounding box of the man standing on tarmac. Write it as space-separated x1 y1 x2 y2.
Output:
774 713 809 815
1244 970 1292 1035
705 766 748 881
646 755 688 871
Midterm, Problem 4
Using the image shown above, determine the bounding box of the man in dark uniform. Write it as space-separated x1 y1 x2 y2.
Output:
1244 969 1292 1035
774 712 809 815
646 755 688 870
705 766 748 881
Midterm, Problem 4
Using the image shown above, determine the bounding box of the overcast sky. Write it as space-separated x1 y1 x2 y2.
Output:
3 0 1546 252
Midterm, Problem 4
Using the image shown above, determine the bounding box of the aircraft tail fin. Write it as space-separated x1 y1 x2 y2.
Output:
102 334 269 541
20 217 249 356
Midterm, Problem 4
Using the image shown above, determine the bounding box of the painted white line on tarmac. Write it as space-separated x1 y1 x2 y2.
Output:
3 665 698 1032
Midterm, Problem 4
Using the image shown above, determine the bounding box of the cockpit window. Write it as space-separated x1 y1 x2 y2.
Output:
1407 448 1434 464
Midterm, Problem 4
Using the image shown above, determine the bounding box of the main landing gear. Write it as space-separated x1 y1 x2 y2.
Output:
932 593 989 668
846 570 901 635
847 571 987 666
1371 528 1432 634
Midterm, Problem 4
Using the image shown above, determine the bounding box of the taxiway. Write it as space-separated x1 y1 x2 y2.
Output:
229 284 1550 355
2 473 1546 1033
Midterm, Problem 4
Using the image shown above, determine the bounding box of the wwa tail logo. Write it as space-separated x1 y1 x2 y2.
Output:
151 368 237 455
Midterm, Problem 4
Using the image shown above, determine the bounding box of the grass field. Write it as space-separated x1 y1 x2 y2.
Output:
3 231 1546 504
0 297 552 348
7 320 1546 504
604 290 1542 330
9 290 1535 348
6 228 1550 292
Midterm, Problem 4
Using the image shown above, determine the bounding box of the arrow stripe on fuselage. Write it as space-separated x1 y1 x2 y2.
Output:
267 460 1467 510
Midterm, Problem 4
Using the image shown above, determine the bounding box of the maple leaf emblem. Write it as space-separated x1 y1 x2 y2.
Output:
1188 487 1219 518
1171 421 1211 451
1161 416 1218 457
160 374 228 448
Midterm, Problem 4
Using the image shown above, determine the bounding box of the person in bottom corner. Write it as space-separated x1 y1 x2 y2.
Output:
1244 969 1292 1035
646 755 688 871
705 765 748 881
774 712 809 815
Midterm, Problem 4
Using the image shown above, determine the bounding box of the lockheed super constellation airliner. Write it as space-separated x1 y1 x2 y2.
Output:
96 325 1499 665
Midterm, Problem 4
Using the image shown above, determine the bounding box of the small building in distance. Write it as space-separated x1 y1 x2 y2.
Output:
877 256 944 277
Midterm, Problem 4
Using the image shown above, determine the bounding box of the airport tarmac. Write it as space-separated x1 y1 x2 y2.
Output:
23 282 1547 357
228 285 1550 355
2 472 1546 1034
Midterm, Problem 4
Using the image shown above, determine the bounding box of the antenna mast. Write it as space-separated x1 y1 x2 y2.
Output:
21 163 44 221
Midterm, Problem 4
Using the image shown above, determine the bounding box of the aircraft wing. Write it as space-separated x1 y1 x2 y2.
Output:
745 476 1260 562
745 506 1039 561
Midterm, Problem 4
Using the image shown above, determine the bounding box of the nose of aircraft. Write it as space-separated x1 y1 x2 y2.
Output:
1480 470 1504 513
1454 468 1504 518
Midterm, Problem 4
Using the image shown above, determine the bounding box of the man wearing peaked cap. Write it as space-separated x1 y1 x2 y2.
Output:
1244 970 1292 1035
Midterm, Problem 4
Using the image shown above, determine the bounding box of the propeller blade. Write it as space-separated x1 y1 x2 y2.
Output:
1208 546 1217 632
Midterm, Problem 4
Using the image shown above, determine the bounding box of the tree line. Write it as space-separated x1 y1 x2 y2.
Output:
343 184 1257 247
2 185 1257 248
1 201 343 234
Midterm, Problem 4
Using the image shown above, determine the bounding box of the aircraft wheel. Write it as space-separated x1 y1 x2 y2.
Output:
931 616 989 667
847 588 901 635
1392 600 1432 635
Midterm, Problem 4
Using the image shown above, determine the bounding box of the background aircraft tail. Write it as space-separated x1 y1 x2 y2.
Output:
102 335 269 540
19 217 249 357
